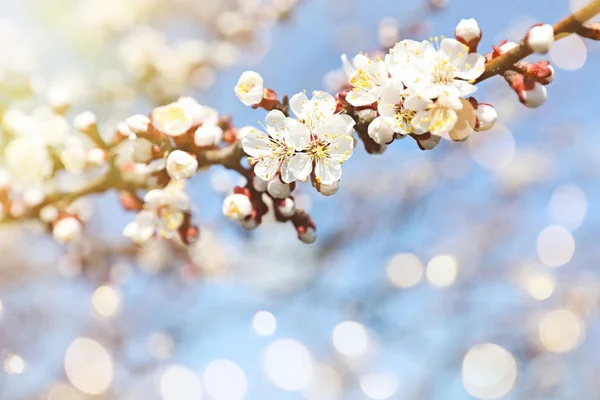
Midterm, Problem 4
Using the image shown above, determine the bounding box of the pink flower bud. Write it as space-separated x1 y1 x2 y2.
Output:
474 104 498 132
455 18 482 52
526 24 554 54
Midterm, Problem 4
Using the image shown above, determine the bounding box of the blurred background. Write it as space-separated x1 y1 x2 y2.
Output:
1 0 600 398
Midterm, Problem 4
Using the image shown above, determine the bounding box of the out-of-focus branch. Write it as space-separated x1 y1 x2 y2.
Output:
476 0 600 83
576 21 600 39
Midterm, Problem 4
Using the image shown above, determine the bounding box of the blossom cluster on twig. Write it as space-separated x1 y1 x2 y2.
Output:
2 3 600 246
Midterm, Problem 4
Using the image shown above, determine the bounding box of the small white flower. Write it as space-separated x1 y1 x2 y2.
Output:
236 126 255 140
389 38 485 99
377 80 425 136
367 117 395 145
342 53 389 106
152 102 194 137
474 103 498 131
411 95 463 136
288 91 356 185
53 217 83 244
526 24 554 54
73 111 97 132
455 18 481 44
242 109 310 183
124 184 191 243
234 71 264 106
520 82 547 108
222 194 253 221
130 138 154 163
126 114 151 134
166 150 198 180
267 178 291 199
194 124 223 147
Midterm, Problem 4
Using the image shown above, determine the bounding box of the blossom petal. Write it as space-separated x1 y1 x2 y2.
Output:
440 38 469 59
411 110 431 134
265 109 289 141
285 118 311 150
253 156 280 181
341 54 355 77
290 92 310 119
454 52 486 81
315 159 342 185
430 109 458 136
242 128 272 158
346 90 379 107
311 91 337 118
284 153 312 183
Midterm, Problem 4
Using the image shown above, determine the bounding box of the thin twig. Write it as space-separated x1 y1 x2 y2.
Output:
476 0 600 83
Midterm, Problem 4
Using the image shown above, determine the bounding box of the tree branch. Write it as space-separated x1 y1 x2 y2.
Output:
475 0 600 83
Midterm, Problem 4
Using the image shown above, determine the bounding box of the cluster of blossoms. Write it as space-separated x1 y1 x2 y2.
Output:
0 14 576 247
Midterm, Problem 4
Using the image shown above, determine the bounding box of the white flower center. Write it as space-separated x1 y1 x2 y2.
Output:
432 58 455 84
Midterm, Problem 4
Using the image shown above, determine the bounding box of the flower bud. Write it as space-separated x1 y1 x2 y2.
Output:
166 150 198 180
276 197 296 218
253 176 268 192
298 227 316 244
130 138 154 163
368 117 395 145
53 217 83 244
499 41 518 53
40 205 59 223
526 24 554 54
222 193 253 221
73 111 97 132
539 64 555 85
194 124 223 147
87 148 107 166
318 181 340 196
126 114 151 134
474 103 498 132
416 134 441 150
234 71 264 106
455 18 482 52
267 178 291 199
520 82 547 108
241 217 259 230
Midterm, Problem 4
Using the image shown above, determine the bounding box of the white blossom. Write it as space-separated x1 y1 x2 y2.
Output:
299 227 316 244
288 91 356 184
166 150 198 180
222 194 253 221
377 80 425 136
40 205 59 223
125 184 191 243
87 148 106 166
318 181 339 196
152 102 194 137
388 38 485 99
526 24 554 54
411 95 463 136
234 71 264 106
342 53 389 106
53 217 83 244
242 109 310 183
